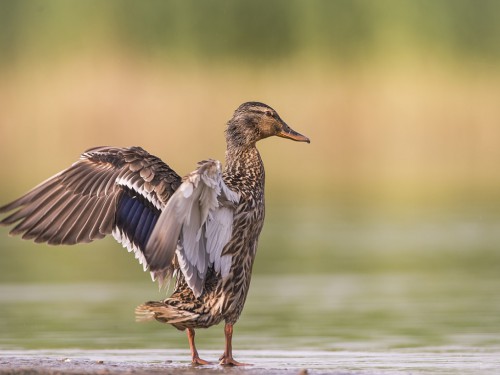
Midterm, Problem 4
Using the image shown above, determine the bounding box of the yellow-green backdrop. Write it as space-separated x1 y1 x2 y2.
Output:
1 0 499 281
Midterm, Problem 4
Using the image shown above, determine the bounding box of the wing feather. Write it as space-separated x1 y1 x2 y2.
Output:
0 146 181 283
59 195 100 245
0 148 242 294
206 206 234 277
5 183 63 231
46 195 87 245
146 159 239 297
35 193 81 243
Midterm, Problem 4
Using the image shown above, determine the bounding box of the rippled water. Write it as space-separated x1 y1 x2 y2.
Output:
1 274 499 373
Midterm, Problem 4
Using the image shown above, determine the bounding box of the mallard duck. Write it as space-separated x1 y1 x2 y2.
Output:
0 102 309 366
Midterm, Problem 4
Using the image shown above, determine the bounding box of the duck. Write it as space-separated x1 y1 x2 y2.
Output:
0 101 310 366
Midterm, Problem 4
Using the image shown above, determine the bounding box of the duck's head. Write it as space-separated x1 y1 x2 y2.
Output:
225 102 310 148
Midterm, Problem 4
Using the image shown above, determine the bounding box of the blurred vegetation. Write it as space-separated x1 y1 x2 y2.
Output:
0 0 499 281
2 0 500 65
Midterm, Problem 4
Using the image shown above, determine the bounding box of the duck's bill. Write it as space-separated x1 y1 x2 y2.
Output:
277 125 310 143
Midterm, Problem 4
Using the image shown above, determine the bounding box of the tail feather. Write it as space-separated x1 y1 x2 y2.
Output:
135 301 200 325
135 304 157 322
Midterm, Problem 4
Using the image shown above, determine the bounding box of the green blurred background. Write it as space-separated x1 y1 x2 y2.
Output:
1 0 499 282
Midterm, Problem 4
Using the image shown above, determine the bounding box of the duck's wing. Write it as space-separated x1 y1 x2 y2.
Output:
146 159 240 297
0 146 181 281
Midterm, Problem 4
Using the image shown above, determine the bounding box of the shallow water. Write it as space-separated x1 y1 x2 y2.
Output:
2 347 500 374
1 274 500 374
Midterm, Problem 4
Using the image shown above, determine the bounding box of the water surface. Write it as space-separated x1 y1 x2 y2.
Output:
1 274 499 374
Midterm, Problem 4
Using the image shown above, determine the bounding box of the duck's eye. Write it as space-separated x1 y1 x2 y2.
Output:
265 110 273 118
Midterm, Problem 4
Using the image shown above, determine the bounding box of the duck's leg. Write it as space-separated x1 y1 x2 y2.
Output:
186 328 211 365
219 323 251 366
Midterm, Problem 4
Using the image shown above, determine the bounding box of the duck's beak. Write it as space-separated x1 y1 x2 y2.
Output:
276 123 310 143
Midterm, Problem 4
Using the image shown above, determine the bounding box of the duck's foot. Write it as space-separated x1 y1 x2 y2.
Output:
187 328 212 366
191 356 212 366
219 354 251 366
219 323 252 366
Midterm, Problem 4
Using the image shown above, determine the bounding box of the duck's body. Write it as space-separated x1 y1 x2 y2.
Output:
0 102 309 365
158 147 266 328
138 143 268 365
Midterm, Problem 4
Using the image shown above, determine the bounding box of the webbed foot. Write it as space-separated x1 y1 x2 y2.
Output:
191 356 212 366
219 354 251 366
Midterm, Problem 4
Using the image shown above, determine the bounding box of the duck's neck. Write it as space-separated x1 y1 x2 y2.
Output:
223 145 265 195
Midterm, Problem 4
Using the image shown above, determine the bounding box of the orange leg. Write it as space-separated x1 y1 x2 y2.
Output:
186 328 211 365
219 323 251 366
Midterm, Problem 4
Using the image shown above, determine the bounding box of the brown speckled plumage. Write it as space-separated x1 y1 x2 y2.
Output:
0 101 309 366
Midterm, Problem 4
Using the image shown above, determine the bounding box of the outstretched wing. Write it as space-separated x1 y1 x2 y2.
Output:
146 159 240 297
0 146 181 280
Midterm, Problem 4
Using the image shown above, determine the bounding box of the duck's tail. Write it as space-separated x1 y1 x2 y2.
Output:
135 301 200 325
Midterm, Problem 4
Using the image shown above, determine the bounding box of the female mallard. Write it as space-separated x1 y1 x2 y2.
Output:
0 102 309 366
